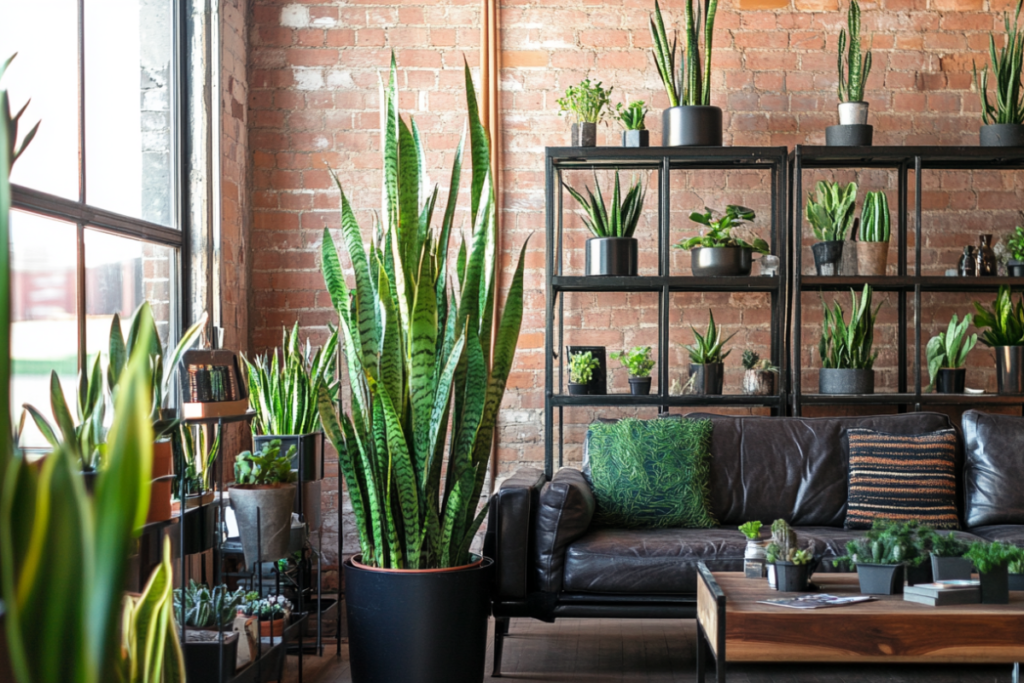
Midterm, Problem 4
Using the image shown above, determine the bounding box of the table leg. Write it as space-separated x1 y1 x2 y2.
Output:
1013 662 1019 683
696 624 706 683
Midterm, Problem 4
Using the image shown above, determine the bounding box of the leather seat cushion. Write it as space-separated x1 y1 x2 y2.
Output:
968 524 1024 546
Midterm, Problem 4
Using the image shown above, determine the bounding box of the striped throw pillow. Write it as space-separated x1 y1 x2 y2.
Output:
844 428 960 530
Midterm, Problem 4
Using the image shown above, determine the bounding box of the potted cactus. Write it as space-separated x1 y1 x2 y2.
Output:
829 0 873 146
964 541 1018 604
925 314 977 394
819 285 879 395
558 78 611 147
612 346 656 395
569 351 601 395
928 532 974 581
857 190 890 275
975 0 1024 146
565 171 646 276
616 100 650 147
834 521 930 595
973 286 1024 394
683 310 735 395
741 350 777 396
765 520 815 592
675 205 770 277
806 180 858 276
242 593 293 638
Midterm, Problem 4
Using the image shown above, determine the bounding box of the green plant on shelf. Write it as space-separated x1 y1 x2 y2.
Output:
611 346 655 378
741 350 778 373
565 171 646 239
649 0 719 107
615 100 649 130
557 78 612 124
674 205 769 254
1007 222 1024 262
173 581 246 629
964 540 1018 574
974 0 1024 125
234 439 297 486
242 593 292 621
837 0 872 103
819 284 879 370
569 351 600 385
859 191 890 243
738 520 762 540
683 310 736 365
973 286 1024 347
175 422 221 497
833 520 931 569
927 530 971 558
925 314 977 392
1008 547 1024 574
806 180 858 243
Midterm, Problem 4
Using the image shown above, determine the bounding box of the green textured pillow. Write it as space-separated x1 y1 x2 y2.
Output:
584 417 718 529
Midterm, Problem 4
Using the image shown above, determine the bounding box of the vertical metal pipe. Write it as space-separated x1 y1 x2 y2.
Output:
914 156 923 402
897 162 908 397
544 153 554 480
659 157 670 413
792 149 804 415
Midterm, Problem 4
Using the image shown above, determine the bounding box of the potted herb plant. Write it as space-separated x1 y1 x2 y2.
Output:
649 0 722 146
675 205 769 277
973 286 1024 394
242 593 293 638
569 351 600 395
928 532 973 581
974 0 1024 146
964 541 1018 604
611 346 655 395
834 521 929 595
806 180 858 276
229 439 298 569
616 100 650 147
1007 223 1024 276
819 284 879 395
828 0 873 146
565 171 646 276
741 350 777 396
857 190 890 275
925 314 977 394
557 78 611 147
766 520 814 592
317 57 528 683
683 310 735 395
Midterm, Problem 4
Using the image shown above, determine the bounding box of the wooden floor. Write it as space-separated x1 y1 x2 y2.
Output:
284 617 1016 683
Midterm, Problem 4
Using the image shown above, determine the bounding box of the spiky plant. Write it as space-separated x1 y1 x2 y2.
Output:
742 349 777 372
837 0 872 103
975 0 1024 125
925 314 977 391
615 100 649 130
973 286 1024 347
833 520 930 569
649 0 719 107
564 171 646 239
819 284 880 370
965 540 1019 573
859 191 890 243
684 310 736 364
806 180 858 242
317 56 530 570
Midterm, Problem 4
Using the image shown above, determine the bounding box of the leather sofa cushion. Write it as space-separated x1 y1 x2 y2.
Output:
689 412 956 528
533 468 596 594
963 411 1024 527
969 525 1024 546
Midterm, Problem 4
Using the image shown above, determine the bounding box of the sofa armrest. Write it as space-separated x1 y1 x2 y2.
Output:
533 467 596 594
485 467 546 601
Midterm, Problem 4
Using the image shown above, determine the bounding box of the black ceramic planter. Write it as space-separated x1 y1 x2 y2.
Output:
181 503 218 555
774 562 810 592
253 433 321 481
690 247 752 277
819 368 874 395
662 106 722 146
586 237 638 276
905 561 933 587
566 346 607 394
1009 261 1024 277
856 563 904 595
568 382 589 395
689 363 724 395
935 368 966 394
826 124 873 146
183 632 238 683
980 124 1024 147
811 241 844 276
1009 573 1024 591
571 122 597 147
980 566 1010 604
996 346 1024 395
622 130 650 147
629 376 652 395
931 555 974 582
345 556 491 683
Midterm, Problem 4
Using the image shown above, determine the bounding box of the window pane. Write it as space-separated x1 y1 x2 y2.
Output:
10 211 79 448
84 0 175 226
0 0 80 199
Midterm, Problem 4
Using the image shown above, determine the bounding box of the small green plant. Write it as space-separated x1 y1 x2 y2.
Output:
243 594 293 621
974 0 1024 125
859 191 890 243
565 172 646 239
683 310 736 364
234 439 297 486
649 0 719 107
833 520 930 569
925 314 977 391
615 100 649 130
557 78 612 124
973 286 1024 347
837 0 872 103
675 205 769 254
568 351 600 385
964 540 1019 574
611 346 655 378
806 180 858 242
175 422 221 497
739 520 762 540
819 284 880 370
173 581 246 629
1009 547 1024 574
765 519 812 564
1007 223 1024 262
742 350 778 373
928 531 971 558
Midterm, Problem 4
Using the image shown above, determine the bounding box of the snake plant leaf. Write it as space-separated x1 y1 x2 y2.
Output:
464 59 490 226
398 116 421 278
107 313 127 393
339 185 380 378
123 537 185 683
456 236 467 291
377 263 404 415
318 385 373 560
370 398 401 567
437 124 464 297
702 0 718 105
48 371 79 460
321 227 351 325
377 386 421 566
410 251 439 479
22 404 59 449
0 91 10 472
459 172 492 343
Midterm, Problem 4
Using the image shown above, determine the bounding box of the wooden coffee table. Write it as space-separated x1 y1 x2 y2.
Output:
696 563 1024 682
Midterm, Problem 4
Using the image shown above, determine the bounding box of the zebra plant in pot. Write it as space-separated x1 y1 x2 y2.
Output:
806 180 858 276
974 0 1024 146
829 0 874 146
819 284 880 395
565 171 646 276
316 56 529 683
857 190 890 275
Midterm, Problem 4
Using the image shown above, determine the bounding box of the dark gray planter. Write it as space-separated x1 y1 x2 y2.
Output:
935 368 966 394
628 376 652 395
1009 573 1024 591
980 124 1024 147
826 124 873 146
229 483 296 568
905 561 933 587
183 631 238 683
571 122 597 147
856 563 904 595
622 130 649 147
980 565 1009 604
662 106 722 146
1009 260 1024 277
996 346 1024 395
586 237 638 276
253 432 320 481
566 346 606 394
774 562 810 592
689 363 724 395
811 241 845 276
819 368 874 395
567 382 588 395
690 247 752 277
931 555 974 582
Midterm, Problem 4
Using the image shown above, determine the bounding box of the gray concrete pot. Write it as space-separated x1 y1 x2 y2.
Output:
230 483 296 568
931 555 973 581
571 122 597 147
622 130 649 147
819 368 874 395
826 125 873 146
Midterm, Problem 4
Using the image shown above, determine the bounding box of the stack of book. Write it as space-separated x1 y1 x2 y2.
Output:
903 580 980 606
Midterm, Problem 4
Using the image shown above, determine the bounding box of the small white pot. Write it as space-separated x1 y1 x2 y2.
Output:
838 101 869 125
744 539 767 561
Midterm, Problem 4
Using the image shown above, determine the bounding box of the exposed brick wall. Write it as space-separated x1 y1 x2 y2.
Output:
246 0 1024 556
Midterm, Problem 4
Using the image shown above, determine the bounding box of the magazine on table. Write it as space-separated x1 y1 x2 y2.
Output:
758 594 876 609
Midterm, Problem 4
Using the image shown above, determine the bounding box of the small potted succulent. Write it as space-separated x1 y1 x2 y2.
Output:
975 0 1024 146
174 581 245 683
857 190 890 276
242 592 294 638
928 531 973 581
675 205 770 277
611 346 656 395
568 351 600 395
819 285 880 395
229 439 298 569
683 310 736 396
765 520 815 592
557 78 611 147
964 541 1018 604
616 100 650 147
565 172 646 276
925 314 977 394
1007 223 1024 277
834 521 929 595
973 286 1024 394
828 0 873 146
1008 548 1024 591
806 180 858 276
739 521 767 578
741 350 777 396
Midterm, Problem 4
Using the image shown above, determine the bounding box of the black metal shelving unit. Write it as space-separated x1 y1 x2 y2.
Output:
544 146 790 478
790 145 1024 415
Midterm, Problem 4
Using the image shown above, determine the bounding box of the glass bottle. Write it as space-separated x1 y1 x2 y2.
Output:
977 234 997 276
958 246 977 277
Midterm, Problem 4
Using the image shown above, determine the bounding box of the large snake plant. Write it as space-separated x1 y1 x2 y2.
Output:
819 284 880 370
317 56 529 570
975 0 1024 125
649 0 718 107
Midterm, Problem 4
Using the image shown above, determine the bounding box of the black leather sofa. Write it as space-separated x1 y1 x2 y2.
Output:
484 410 1024 676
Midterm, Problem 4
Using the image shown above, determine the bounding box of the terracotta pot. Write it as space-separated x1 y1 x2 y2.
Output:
856 241 889 276
259 617 286 638
146 440 174 524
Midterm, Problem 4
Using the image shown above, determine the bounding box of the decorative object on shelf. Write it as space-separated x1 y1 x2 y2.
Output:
765 520 815 592
649 0 722 146
566 345 608 394
926 314 977 393
828 0 873 146
616 100 650 147
857 190 890 275
834 521 931 595
565 171 646 276
229 439 298 568
1007 222 1024 276
819 284 879 395
739 521 766 579
958 245 978 276
973 286 1024 394
760 254 780 276
929 532 973 581
741 350 777 396
242 593 293 638
975 0 1024 147
173 581 246 629
976 234 998 276
806 180 857 276
676 205 769 277
612 346 655 395
558 77 611 147
964 541 1017 603
568 351 601 395
180 348 250 419
683 309 735 395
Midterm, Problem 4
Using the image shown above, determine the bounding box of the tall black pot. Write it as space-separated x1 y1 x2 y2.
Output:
662 106 722 146
996 346 1024 395
345 556 492 683
689 362 724 395
811 241 844 276
935 368 966 394
585 237 638 276
980 566 1010 604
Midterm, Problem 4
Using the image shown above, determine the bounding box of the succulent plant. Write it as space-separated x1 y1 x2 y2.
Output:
173 581 246 629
